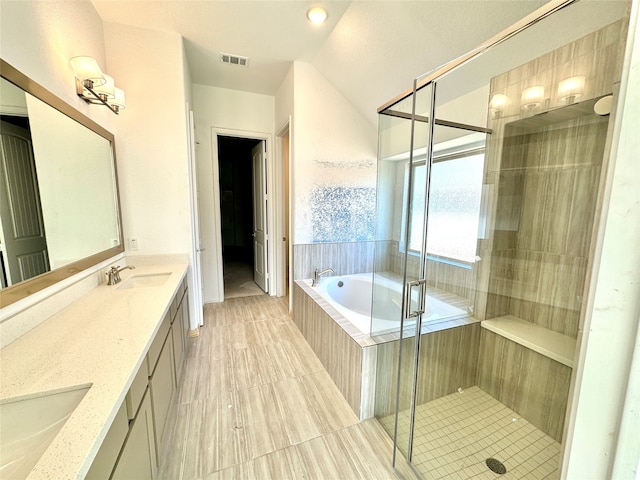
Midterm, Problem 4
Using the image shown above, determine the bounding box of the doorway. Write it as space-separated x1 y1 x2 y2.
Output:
217 135 266 299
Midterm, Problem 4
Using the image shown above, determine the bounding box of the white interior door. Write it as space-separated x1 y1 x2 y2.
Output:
252 141 267 292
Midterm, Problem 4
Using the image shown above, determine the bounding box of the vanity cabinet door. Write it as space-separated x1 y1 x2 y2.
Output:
147 312 171 373
85 402 129 480
111 387 157 480
149 332 175 451
126 360 149 420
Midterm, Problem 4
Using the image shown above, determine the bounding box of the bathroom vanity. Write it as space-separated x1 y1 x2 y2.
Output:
0 262 189 479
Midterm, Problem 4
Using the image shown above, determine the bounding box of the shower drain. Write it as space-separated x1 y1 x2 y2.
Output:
485 458 507 475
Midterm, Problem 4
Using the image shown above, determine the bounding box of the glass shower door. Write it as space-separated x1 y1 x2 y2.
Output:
373 2 631 478
372 80 435 467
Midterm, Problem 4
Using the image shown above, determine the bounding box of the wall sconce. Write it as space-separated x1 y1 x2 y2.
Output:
521 85 545 111
69 56 125 114
557 75 585 105
489 94 509 118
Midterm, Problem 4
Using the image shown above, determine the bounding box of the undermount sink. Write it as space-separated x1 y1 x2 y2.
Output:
116 273 171 290
0 385 91 479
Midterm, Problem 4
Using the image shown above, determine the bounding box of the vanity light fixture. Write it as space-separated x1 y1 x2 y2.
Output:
521 85 545 110
307 6 328 24
489 93 509 118
557 75 585 105
69 56 125 114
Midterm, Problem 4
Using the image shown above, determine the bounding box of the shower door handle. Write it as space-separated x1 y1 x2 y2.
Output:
404 279 427 319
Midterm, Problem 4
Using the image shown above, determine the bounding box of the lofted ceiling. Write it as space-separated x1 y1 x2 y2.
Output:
92 0 559 125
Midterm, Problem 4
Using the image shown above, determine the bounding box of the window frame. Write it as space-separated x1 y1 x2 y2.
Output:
399 142 485 268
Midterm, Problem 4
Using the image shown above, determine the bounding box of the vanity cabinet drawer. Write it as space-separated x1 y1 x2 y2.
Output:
147 312 170 375
169 296 178 323
178 279 186 303
85 401 128 480
126 361 149 420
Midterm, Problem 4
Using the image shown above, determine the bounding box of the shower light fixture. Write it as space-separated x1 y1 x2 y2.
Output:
557 75 585 105
521 85 545 110
489 94 509 117
70 56 125 114
307 7 328 24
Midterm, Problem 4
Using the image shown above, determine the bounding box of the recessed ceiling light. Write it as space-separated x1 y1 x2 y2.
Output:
307 6 328 24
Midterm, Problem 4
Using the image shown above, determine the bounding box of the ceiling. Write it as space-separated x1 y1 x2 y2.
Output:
92 0 557 125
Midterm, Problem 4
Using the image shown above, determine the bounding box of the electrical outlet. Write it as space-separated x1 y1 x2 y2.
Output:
129 238 139 251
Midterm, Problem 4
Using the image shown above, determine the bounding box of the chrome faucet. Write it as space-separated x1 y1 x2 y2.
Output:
106 265 135 285
312 268 334 286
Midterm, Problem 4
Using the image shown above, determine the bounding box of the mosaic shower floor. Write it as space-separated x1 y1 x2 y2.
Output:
379 386 561 479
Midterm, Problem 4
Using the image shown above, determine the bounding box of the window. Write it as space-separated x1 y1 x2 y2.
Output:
401 148 485 264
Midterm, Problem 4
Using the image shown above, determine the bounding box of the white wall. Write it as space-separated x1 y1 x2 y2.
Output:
291 61 378 244
103 23 192 258
565 2 640 477
276 65 294 131
192 84 275 303
0 0 114 133
0 78 28 114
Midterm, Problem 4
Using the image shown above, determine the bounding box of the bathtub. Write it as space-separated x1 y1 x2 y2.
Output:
314 273 467 335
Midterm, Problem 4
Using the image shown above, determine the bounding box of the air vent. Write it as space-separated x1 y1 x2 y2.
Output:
220 52 249 67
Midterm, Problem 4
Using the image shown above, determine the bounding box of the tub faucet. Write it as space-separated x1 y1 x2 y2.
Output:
106 265 136 285
312 268 334 287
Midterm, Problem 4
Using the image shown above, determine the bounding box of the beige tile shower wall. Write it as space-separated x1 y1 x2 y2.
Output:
474 19 628 336
476 329 572 443
293 242 375 280
486 116 608 336
489 20 627 119
292 282 375 419
374 324 481 418
424 259 474 301
385 240 474 301
373 240 393 274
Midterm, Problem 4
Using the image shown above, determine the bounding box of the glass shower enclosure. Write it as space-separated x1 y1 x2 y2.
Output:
371 0 632 478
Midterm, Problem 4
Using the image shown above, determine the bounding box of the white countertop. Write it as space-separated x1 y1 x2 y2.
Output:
0 262 188 479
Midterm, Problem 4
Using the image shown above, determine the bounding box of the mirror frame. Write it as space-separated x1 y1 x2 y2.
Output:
0 59 124 307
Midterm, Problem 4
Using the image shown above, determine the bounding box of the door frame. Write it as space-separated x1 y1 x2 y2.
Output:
275 118 291 302
186 105 204 328
210 127 274 300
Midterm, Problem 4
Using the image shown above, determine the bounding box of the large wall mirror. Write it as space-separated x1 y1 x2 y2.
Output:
0 59 124 307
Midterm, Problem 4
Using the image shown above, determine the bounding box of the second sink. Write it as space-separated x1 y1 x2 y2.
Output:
117 273 171 289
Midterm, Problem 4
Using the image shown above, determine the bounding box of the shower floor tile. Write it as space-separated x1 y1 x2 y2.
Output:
379 386 560 479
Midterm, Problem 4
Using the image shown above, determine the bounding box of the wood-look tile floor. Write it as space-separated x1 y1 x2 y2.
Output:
159 295 417 480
